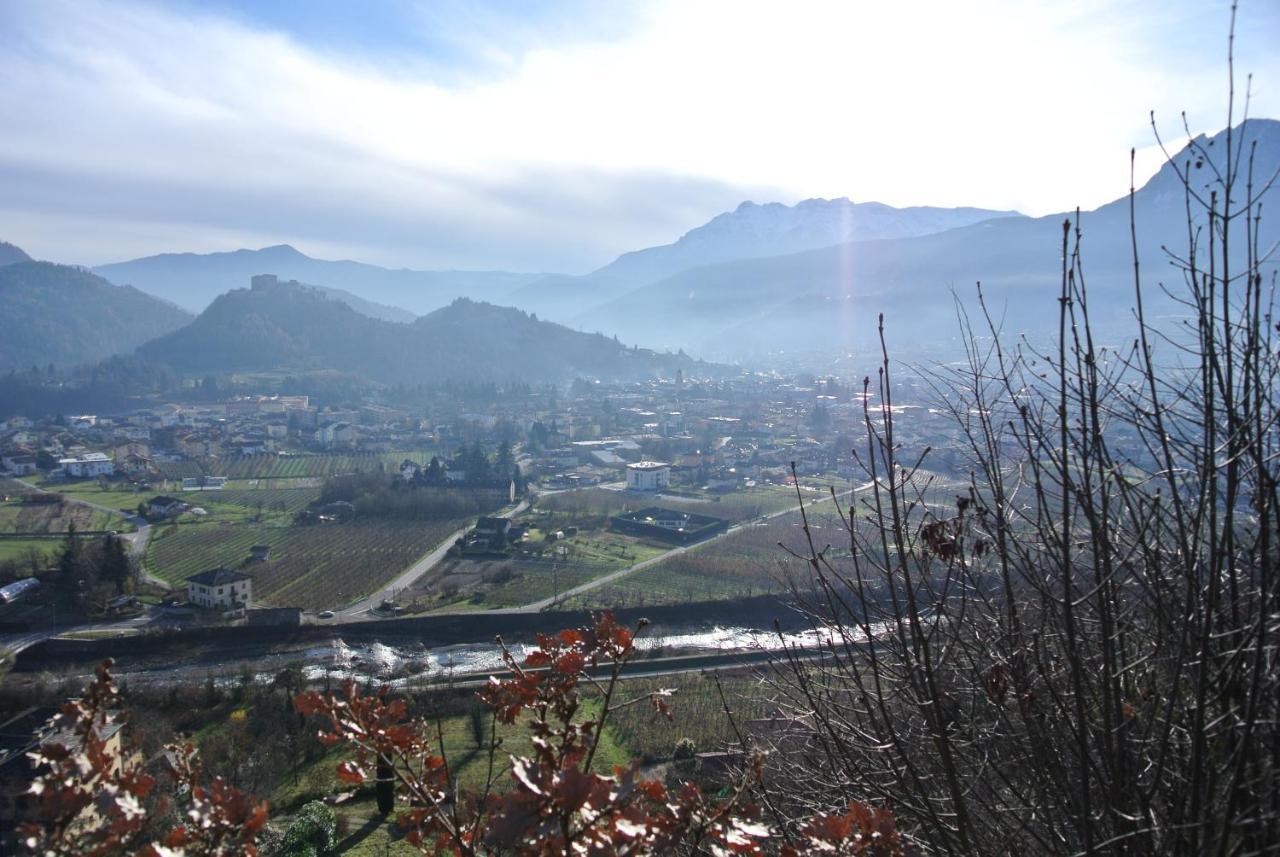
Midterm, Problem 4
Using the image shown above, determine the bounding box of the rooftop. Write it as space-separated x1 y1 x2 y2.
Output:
627 460 670 471
188 567 252 587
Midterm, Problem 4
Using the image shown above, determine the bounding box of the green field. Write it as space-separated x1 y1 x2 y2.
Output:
182 487 320 515
0 538 60 565
40 480 148 514
147 519 465 610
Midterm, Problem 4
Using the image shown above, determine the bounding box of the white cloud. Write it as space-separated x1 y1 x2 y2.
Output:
0 0 1275 271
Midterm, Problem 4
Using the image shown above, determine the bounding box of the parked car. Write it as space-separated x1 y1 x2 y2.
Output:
317 610 335 619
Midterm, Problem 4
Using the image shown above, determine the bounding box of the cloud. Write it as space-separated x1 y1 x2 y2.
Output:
0 0 1276 272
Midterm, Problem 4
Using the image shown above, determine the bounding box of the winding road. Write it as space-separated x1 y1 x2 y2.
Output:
335 496 532 619
508 481 874 613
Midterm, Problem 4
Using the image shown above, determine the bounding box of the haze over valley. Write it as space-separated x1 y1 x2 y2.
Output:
1 3 1278 854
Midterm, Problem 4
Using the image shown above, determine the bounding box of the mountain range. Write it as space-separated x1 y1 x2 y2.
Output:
6 119 1277 380
507 199 1021 322
93 244 544 316
567 119 1280 360
135 278 708 385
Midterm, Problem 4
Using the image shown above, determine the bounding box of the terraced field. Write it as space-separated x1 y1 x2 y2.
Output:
147 519 465 610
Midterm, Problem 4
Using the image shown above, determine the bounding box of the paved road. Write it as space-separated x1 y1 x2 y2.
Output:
15 477 159 584
0 612 155 657
507 481 873 613
334 496 532 620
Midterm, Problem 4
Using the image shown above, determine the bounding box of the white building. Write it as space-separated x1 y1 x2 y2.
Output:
626 461 671 492
187 568 252 610
58 452 115 478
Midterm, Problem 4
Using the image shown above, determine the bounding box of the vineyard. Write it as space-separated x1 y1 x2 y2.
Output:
175 452 435 480
147 519 464 610
534 484 805 529
607 672 772 762
567 508 839 608
202 487 321 515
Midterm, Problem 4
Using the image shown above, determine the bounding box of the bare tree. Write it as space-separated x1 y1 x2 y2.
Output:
761 8 1279 854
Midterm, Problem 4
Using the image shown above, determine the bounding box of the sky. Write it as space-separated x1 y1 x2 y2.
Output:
1 0 1277 274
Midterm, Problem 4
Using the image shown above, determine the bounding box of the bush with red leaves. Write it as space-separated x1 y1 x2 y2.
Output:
17 615 903 855
17 659 269 856
295 611 906 856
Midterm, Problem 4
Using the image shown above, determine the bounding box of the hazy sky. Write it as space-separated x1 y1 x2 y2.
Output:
1 0 1277 273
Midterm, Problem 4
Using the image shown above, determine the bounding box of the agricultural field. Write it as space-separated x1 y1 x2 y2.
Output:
188 487 320 516
404 525 668 611
205 451 434 480
38 480 149 514
0 538 59 566
534 485 803 529
147 519 466 610
567 508 842 608
607 671 774 763
0 496 123 534
154 459 208 481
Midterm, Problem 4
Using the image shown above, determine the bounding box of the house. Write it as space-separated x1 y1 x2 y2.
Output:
474 516 512 549
626 461 671 491
58 452 114 479
187 568 252 610
610 507 728 545
0 453 36 476
589 450 627 469
146 496 186 519
317 422 355 447
248 545 272 563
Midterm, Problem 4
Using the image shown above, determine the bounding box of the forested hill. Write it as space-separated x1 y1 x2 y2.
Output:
0 261 193 372
0 240 32 267
135 279 712 383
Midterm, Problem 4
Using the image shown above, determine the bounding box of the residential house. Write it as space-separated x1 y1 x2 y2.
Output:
0 452 36 476
58 452 114 479
187 568 252 611
626 461 671 491
146 496 186 519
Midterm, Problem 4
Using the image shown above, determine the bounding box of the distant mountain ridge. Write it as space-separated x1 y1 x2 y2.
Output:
94 244 545 316
569 119 1280 362
608 197 1022 276
135 277 713 384
0 261 193 371
508 198 1021 322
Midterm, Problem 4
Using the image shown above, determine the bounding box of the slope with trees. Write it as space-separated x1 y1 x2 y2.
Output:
0 262 192 372
135 280 715 384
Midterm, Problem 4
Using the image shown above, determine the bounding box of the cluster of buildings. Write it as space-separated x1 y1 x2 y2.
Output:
1 365 1006 502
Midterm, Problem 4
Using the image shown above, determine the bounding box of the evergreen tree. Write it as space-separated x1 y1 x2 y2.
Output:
495 440 515 477
58 522 82 580
101 535 132 594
